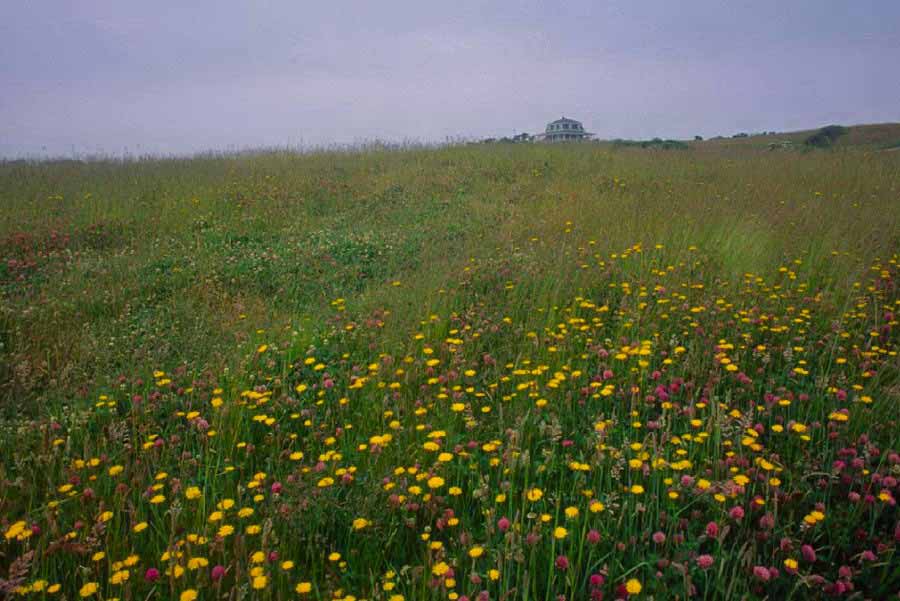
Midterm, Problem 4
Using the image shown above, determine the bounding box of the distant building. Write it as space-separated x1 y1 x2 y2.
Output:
536 117 594 142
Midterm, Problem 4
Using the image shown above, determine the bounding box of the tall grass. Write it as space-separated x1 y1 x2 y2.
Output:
2 145 896 411
0 142 897 599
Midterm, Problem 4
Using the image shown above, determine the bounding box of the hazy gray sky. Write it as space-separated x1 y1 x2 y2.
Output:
2 1 898 157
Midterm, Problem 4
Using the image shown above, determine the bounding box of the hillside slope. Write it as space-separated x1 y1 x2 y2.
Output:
689 122 900 151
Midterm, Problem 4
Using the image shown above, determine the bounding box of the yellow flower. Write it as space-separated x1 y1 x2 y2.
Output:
109 570 129 585
427 476 445 489
149 494 165 504
185 486 201 500
328 552 341 562
131 522 148 532
625 578 642 594
564 506 579 519
4 521 26 540
180 590 198 601
352 518 370 530
252 575 267 589
468 546 484 558
554 526 568 539
79 582 99 597
631 484 645 495
526 488 543 502
296 582 312 594
432 561 450 576
281 561 294 570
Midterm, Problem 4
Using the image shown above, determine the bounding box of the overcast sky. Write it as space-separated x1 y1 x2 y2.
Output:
2 1 898 157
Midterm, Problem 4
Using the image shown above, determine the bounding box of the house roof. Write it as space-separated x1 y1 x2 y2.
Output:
548 117 583 126
535 116 595 139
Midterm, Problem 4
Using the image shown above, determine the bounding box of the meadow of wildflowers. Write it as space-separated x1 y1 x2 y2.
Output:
1 141 898 599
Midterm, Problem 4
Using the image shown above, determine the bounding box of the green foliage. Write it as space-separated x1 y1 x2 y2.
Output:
612 138 689 150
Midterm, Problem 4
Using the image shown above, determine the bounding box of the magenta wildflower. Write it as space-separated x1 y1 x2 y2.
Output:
801 544 817 563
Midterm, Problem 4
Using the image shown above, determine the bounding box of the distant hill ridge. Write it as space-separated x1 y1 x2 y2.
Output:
689 122 900 150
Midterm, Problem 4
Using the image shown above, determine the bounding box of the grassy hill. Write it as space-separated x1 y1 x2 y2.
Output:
689 122 900 151
0 138 898 599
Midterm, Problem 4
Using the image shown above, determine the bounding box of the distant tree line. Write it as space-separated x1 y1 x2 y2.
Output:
705 131 780 140
469 126 849 149
475 133 534 144
612 138 689 150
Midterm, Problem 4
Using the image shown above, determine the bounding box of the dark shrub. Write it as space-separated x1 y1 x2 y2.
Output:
805 125 848 147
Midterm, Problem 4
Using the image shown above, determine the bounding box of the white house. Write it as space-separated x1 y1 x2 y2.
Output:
535 117 594 142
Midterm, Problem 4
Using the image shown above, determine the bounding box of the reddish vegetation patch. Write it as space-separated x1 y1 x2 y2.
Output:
1 221 127 283
1 229 68 282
